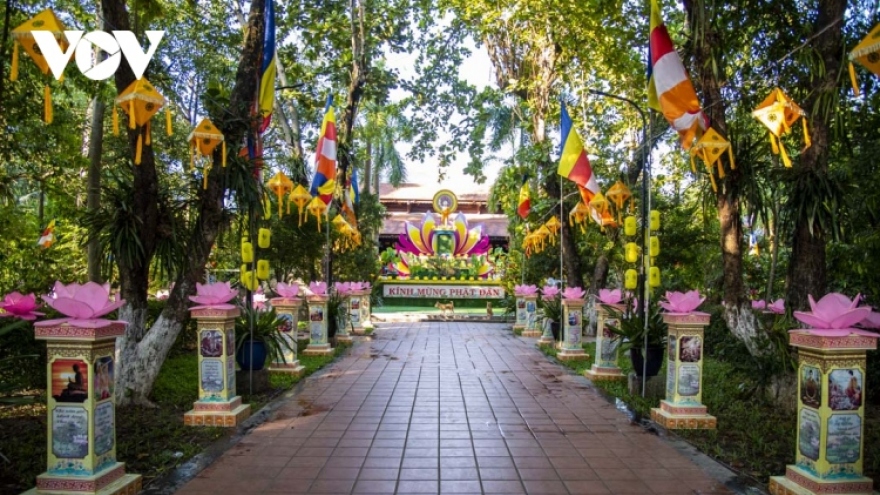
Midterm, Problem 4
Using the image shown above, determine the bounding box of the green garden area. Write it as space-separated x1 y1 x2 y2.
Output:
3 0 880 493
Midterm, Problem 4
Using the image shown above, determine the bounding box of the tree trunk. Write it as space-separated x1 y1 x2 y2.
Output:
86 95 105 283
785 0 844 310
363 139 372 195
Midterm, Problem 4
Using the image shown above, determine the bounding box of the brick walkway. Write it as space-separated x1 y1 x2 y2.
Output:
178 322 735 494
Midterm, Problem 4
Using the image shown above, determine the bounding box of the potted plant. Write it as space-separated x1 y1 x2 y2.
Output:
540 285 562 340
605 302 668 377
235 307 295 371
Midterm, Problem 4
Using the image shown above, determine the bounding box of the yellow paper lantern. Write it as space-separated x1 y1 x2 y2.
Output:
289 185 312 226
624 269 638 290
188 118 226 188
114 78 171 165
256 260 270 280
241 241 254 263
752 88 809 168
689 127 735 192
649 267 661 288
605 181 633 221
589 192 610 231
624 216 637 236
307 196 328 232
10 9 68 123
649 236 660 257
258 228 271 249
650 210 661 231
600 210 617 229
241 270 258 291
266 172 294 218
625 242 639 263
545 216 561 236
849 23 880 96
569 202 591 233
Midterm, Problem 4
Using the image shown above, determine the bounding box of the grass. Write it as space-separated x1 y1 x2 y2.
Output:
535 337 879 487
372 306 491 315
0 339 351 494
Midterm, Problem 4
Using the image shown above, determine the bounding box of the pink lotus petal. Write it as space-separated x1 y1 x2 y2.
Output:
562 287 585 300
34 317 72 327
859 312 880 329
751 300 767 310
275 282 300 298
50 298 96 319
75 282 110 313
309 281 328 295
52 281 76 299
660 290 704 313
769 299 785 314
827 308 872 329
598 289 622 304
793 311 831 329
92 299 125 318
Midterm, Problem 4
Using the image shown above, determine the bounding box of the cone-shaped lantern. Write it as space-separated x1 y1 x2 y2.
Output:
605 181 632 222
266 171 294 218
689 127 735 192
11 9 68 123
307 196 328 232
545 216 560 236
187 118 225 189
589 192 610 231
751 88 808 167
289 184 312 226
569 201 590 233
849 23 880 96
115 78 170 165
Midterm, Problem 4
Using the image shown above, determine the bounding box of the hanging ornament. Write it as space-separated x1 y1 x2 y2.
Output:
624 216 637 236
650 210 661 231
588 192 610 231
258 228 271 249
848 23 880 96
568 202 590 233
605 181 633 222
689 127 735 192
241 238 254 263
114 78 171 165
600 210 617 229
266 171 294 218
751 88 809 168
307 196 328 232
289 185 312 226
10 9 68 123
256 260 270 280
187 118 226 189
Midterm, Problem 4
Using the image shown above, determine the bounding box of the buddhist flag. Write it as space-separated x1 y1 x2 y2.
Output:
517 174 530 220
558 102 600 197
350 167 359 205
309 95 337 205
647 0 707 150
257 0 276 133
37 219 55 248
342 168 358 227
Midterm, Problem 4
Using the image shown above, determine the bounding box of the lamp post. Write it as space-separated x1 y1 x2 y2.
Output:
585 89 651 397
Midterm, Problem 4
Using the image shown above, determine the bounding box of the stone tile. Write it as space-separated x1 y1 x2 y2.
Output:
397 479 440 493
352 480 398 494
308 479 356 493
400 468 440 480
480 480 526 494
440 480 482 493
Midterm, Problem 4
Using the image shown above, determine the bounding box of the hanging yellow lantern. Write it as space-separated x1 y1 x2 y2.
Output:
307 196 328 232
266 171 294 218
256 260 270 280
624 269 638 290
649 267 661 288
241 240 254 263
568 202 590 233
289 185 312 226
241 270 258 291
588 192 610 231
258 228 271 249
545 216 560 236
187 118 226 189
605 181 633 222
752 88 809 168
114 78 171 165
689 127 735 192
625 242 639 263
649 236 660 257
535 225 552 250
624 216 637 236
10 9 68 123
650 210 661 231
850 24 880 96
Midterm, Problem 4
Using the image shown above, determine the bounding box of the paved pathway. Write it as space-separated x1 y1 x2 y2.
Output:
178 322 735 494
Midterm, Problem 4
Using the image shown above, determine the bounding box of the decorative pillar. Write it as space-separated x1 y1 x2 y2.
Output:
359 289 372 332
348 289 366 334
336 294 353 344
769 331 877 495
267 297 304 375
651 312 716 429
303 294 333 356
586 303 626 381
513 297 527 334
537 316 555 346
184 307 251 427
557 298 588 361
26 321 141 495
521 295 541 337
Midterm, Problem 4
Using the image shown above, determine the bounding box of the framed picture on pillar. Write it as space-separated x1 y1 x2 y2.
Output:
800 365 821 409
200 330 223 358
826 414 861 464
94 356 114 402
829 369 863 411
52 359 89 403
679 336 702 363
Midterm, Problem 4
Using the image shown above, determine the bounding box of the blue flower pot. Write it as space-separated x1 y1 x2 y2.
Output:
236 340 267 371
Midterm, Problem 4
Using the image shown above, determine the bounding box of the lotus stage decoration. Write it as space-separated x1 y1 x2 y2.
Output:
792 293 877 337
389 211 493 279
188 281 238 310
658 290 706 314
38 282 125 327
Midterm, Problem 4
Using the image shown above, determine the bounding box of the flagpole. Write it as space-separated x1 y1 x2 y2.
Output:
559 174 564 287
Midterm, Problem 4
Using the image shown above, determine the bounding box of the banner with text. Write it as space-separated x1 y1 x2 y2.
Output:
382 284 505 299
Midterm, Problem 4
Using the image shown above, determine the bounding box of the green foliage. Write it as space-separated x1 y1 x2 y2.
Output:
234 307 295 364
0 320 41 406
604 303 668 351
539 295 561 323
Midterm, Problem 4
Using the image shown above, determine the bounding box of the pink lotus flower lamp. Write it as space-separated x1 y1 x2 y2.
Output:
39 282 125 327
597 289 623 305
541 285 560 301
751 300 767 310
792 293 876 337
308 281 328 296
514 285 538 297
768 299 785 315
0 292 44 320
562 287 586 301
334 282 352 296
275 282 300 299
188 281 237 310
658 290 705 314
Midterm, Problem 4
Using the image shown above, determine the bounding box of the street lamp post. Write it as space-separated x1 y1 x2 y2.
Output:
585 89 651 397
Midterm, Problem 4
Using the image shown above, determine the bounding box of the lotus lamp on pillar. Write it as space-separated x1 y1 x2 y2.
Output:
586 289 626 381
769 293 878 495
558 287 588 361
187 118 225 189
307 197 328 232
25 282 142 495
752 88 809 168
267 283 305 375
651 290 716 429
333 282 353 343
689 127 735 192
114 78 171 165
849 24 880 96
348 282 372 335
267 171 294 218
513 285 539 336
303 282 333 356
605 181 633 222
289 185 312 225
11 9 68 124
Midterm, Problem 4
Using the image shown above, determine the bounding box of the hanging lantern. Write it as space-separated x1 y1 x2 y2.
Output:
605 181 633 222
624 269 638 290
752 88 809 168
569 202 590 233
263 194 272 220
10 9 68 123
258 228 271 249
187 118 226 189
649 236 660 257
625 242 639 263
535 225 552 250
624 216 637 236
545 216 561 236
266 171 294 218
114 78 170 165
256 260 270 280
307 196 328 232
649 267 661 288
241 270 258 291
241 240 254 263
650 210 661 231
849 23 880 96
589 192 610 232
289 185 312 226
600 210 617 229
689 127 735 192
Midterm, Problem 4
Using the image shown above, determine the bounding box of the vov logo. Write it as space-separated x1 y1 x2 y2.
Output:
32 30 164 81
